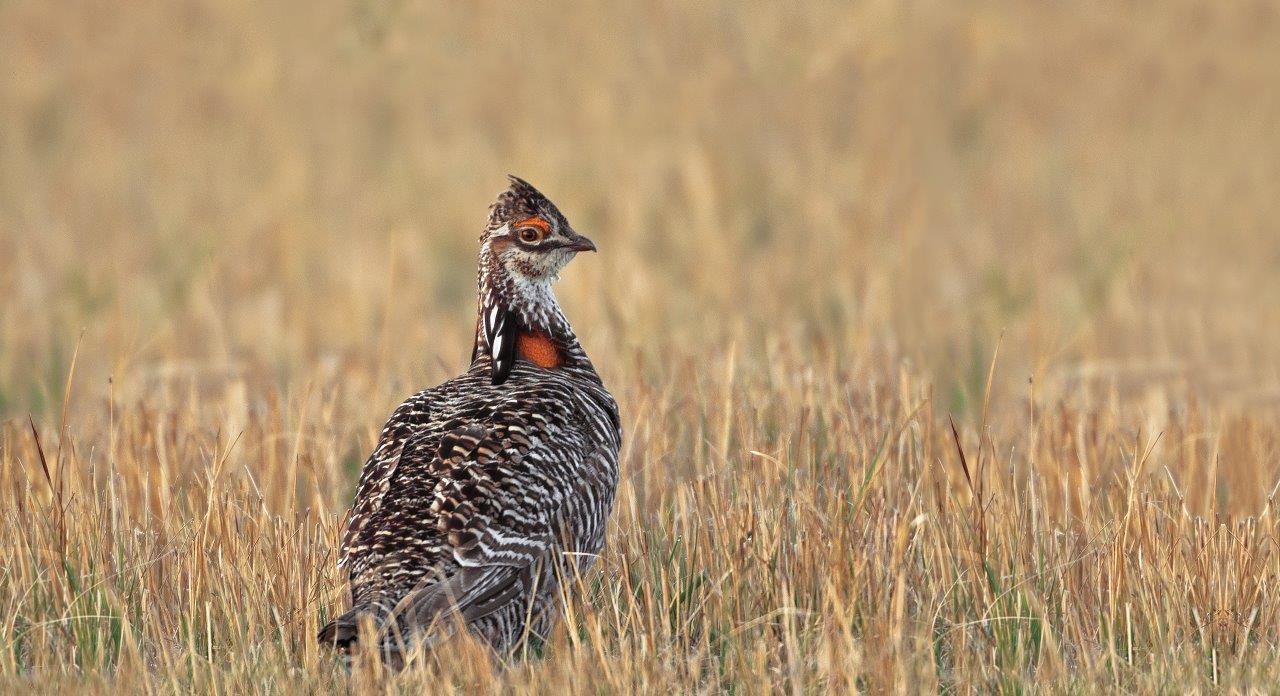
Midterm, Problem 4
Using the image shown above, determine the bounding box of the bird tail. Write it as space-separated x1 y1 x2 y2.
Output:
318 566 530 663
317 606 366 650
318 598 402 652
317 601 444 671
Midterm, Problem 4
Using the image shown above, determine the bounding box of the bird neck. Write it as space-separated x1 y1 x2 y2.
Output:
472 261 588 372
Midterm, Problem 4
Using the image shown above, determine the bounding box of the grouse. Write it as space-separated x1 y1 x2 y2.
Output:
319 176 622 664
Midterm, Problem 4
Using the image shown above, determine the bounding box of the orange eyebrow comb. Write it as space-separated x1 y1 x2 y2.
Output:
513 217 551 233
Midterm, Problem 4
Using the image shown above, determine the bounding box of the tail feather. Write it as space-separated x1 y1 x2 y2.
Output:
318 566 533 663
317 602 441 671
317 608 364 650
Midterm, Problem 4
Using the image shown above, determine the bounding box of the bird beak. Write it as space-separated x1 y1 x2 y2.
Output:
565 234 597 253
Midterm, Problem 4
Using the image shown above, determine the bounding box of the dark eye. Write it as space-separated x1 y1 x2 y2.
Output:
517 227 542 243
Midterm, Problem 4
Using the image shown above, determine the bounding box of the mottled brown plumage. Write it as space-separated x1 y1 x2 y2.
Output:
319 177 621 664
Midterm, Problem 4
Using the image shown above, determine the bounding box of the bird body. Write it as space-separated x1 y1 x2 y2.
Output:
319 177 620 662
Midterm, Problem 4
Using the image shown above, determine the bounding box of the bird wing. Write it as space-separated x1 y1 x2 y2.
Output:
338 393 435 570
431 414 565 562
331 382 608 654
385 410 595 638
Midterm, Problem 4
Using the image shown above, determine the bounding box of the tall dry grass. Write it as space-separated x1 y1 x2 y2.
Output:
2 0 1280 691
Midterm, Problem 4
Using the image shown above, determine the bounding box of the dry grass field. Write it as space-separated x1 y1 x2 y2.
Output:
3 1 1280 692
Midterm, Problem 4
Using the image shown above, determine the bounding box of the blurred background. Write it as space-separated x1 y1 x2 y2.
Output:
2 1 1279 440
4 3 1280 688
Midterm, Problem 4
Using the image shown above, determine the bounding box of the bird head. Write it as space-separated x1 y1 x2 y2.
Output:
480 175 596 287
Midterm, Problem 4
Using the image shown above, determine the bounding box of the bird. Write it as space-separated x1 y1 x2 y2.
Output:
318 176 622 665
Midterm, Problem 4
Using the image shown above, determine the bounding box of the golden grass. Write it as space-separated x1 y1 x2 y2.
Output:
3 0 1280 691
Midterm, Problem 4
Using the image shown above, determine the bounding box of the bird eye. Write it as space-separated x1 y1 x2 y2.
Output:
517 227 543 244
